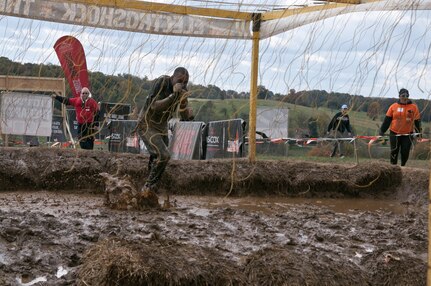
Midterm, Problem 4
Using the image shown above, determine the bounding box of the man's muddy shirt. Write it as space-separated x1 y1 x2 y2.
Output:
139 75 179 133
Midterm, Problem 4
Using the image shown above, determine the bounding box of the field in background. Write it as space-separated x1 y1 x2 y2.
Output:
189 98 431 137
1 98 429 166
258 145 430 170
189 98 430 166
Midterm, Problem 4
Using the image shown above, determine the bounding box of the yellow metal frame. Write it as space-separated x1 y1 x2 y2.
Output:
68 0 252 20
262 3 351 21
63 0 377 161
248 27 260 163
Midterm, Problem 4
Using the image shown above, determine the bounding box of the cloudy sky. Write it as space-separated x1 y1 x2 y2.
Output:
0 1 430 100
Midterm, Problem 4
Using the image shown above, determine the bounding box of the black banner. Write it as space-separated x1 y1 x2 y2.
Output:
170 121 205 160
49 115 67 143
98 102 131 139
205 119 245 159
23 135 40 147
108 120 140 154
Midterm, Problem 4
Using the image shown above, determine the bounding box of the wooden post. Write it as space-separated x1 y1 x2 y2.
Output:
428 167 431 285
248 13 261 163
353 138 359 165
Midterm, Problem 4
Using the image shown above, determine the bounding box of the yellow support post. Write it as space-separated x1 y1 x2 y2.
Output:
248 13 261 163
428 167 431 285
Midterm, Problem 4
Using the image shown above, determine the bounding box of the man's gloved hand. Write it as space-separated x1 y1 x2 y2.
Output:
173 83 183 93
179 97 188 109
170 87 188 103
169 93 181 103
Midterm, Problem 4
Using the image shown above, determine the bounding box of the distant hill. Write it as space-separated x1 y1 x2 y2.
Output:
0 56 429 125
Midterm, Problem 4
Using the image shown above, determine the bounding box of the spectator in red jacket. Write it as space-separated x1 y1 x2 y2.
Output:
52 87 99 149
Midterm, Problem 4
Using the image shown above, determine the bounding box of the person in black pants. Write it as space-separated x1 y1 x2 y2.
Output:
379 88 421 166
327 104 353 158
136 67 193 193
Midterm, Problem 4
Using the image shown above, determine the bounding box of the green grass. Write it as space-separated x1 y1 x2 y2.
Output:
189 98 431 137
256 148 430 170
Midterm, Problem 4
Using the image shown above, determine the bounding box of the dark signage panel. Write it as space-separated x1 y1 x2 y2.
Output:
49 115 67 142
205 119 245 159
108 120 140 154
170 121 205 160
99 102 131 120
98 102 131 139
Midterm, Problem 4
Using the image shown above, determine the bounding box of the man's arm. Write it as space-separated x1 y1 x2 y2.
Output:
414 105 421 134
150 83 184 112
327 114 337 132
414 119 421 134
379 116 392 135
151 94 179 112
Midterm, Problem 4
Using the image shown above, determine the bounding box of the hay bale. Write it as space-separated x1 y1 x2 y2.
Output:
78 238 246 286
361 249 426 285
243 247 368 286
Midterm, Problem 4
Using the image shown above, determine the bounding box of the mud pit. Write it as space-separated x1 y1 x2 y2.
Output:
0 148 428 285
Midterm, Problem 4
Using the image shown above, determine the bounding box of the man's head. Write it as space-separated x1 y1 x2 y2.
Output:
399 88 409 103
399 88 409 98
171 67 189 90
341 104 348 114
80 87 90 101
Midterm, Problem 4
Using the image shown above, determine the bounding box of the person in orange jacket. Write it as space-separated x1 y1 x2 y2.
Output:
379 88 421 166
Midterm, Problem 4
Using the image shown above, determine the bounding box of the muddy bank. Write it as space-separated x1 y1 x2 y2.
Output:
0 147 401 197
0 147 428 285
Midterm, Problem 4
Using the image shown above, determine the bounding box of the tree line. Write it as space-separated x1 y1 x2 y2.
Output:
0 56 429 122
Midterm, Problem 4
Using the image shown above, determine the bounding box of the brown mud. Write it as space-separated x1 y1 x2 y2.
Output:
0 147 428 285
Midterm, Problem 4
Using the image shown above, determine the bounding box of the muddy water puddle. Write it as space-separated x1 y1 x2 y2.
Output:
177 196 408 215
0 191 406 215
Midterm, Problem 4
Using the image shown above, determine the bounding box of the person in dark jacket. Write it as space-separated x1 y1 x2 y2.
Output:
136 67 193 193
379 88 421 166
327 104 353 158
52 87 99 150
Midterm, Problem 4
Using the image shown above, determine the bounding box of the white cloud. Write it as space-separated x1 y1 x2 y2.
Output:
0 7 430 99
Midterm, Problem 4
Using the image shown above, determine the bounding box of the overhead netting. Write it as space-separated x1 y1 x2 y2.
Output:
0 0 429 161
